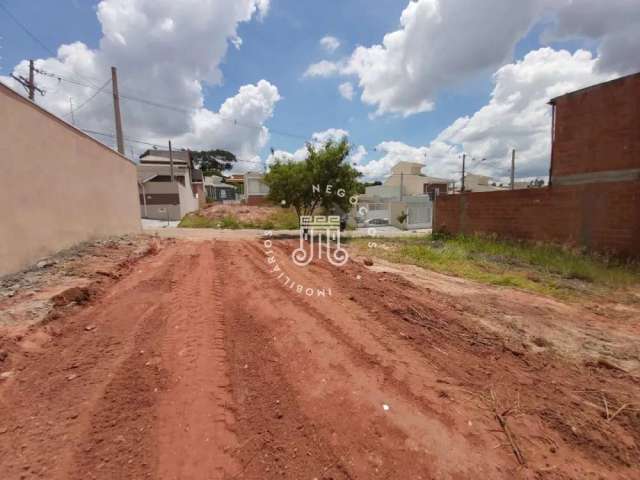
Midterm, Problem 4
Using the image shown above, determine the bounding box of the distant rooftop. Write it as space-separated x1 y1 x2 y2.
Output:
139 149 190 162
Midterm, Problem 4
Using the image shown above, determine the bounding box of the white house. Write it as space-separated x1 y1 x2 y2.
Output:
244 171 270 205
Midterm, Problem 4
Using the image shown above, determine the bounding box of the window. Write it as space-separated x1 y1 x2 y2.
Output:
150 175 172 182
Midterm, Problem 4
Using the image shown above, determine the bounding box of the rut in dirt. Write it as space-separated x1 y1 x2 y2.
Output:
0 238 638 480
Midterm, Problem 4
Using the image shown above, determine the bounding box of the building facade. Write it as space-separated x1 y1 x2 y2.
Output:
137 150 202 221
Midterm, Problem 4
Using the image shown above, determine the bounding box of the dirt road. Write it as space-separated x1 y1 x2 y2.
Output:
0 239 638 479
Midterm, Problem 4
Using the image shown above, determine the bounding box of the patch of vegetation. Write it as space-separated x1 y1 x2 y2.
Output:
178 209 299 230
350 234 640 298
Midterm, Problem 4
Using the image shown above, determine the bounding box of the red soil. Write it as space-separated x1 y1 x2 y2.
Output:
0 239 638 479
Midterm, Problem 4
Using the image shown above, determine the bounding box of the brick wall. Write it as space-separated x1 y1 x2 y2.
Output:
551 73 640 178
434 182 640 257
246 195 270 206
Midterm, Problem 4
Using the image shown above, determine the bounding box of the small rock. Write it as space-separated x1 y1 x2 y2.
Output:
0 351 7 362
363 258 374 267
84 325 96 332
36 260 56 269
66 373 78 381
0 371 14 381
52 287 90 307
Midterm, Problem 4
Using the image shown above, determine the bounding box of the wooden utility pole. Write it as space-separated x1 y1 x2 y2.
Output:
28 60 35 100
11 60 44 101
111 66 125 154
400 172 404 201
510 149 516 190
461 154 466 192
168 140 175 183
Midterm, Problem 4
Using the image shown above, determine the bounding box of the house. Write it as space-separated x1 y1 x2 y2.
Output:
137 149 204 220
244 171 270 205
365 161 453 199
225 174 245 194
359 161 452 230
204 176 237 202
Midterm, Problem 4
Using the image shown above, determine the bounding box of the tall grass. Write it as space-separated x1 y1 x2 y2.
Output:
352 234 640 298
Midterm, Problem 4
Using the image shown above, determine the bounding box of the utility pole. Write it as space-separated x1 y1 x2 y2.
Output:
510 149 516 190
28 60 35 100
69 97 75 125
168 140 175 183
461 154 466 192
400 172 404 201
111 66 125 154
11 59 44 102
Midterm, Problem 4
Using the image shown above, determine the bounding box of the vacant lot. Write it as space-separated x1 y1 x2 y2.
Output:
0 236 639 479
351 234 640 299
179 204 299 230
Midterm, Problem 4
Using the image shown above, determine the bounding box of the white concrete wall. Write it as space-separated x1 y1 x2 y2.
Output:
178 181 199 218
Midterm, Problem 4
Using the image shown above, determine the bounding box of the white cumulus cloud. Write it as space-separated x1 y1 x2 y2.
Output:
303 60 342 78
338 82 354 100
2 0 275 159
305 0 639 117
357 47 615 182
266 128 366 169
320 36 341 53
436 47 613 179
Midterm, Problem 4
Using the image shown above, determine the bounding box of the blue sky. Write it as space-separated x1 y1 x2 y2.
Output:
1 0 637 180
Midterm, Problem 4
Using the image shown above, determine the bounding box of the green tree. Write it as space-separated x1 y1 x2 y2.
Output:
191 149 237 177
264 138 362 218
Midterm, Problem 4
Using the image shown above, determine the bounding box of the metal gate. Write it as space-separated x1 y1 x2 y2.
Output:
406 198 432 229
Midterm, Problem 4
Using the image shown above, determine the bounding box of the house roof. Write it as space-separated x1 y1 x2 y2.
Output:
136 164 188 179
224 174 244 183
137 173 158 184
139 149 191 162
549 71 640 104
393 161 424 168
422 175 453 184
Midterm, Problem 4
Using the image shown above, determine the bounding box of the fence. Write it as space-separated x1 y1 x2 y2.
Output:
0 83 140 275
434 182 640 257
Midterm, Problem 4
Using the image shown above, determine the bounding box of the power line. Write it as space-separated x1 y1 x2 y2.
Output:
0 1 56 57
64 78 111 118
35 68 310 143
0 2 100 88
79 128 266 166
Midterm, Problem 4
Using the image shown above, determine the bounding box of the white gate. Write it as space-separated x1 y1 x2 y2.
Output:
406 198 432 229
365 202 390 221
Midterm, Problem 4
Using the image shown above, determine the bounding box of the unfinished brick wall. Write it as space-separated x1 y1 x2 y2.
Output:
434 182 640 257
551 73 640 177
